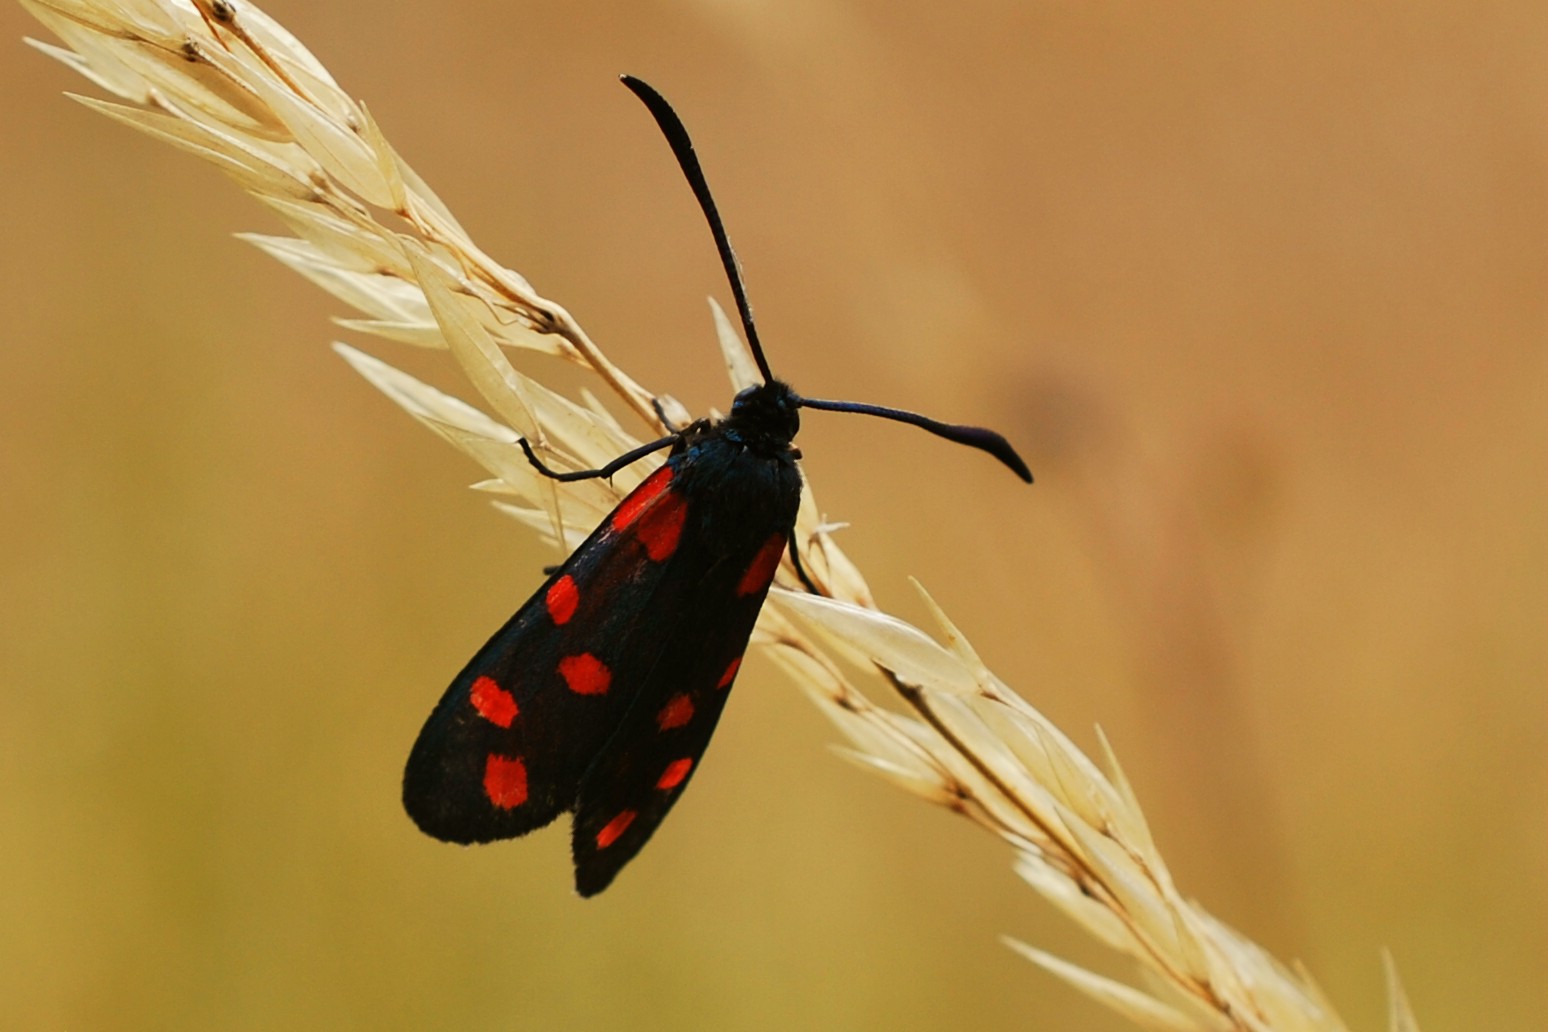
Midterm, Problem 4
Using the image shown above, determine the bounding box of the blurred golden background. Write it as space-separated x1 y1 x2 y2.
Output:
2 1 1543 1028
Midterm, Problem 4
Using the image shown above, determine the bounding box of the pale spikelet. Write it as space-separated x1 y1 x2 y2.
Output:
21 3 1420 1029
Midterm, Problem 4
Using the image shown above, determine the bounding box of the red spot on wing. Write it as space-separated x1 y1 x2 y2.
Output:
717 657 742 690
633 492 687 561
596 810 637 849
610 466 674 532
545 575 579 625
656 758 693 790
483 754 528 809
558 653 612 695
469 675 518 728
656 693 694 730
737 533 786 597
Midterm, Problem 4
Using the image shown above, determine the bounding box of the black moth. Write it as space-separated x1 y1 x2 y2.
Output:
403 76 1032 896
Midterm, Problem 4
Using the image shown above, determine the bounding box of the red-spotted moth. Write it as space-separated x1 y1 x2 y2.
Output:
403 77 1031 896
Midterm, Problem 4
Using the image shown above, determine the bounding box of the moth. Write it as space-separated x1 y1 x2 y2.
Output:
403 77 1031 896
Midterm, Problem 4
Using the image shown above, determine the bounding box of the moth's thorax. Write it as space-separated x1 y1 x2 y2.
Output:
664 380 804 546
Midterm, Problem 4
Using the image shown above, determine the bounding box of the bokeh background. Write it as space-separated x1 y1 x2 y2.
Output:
2 1 1543 1029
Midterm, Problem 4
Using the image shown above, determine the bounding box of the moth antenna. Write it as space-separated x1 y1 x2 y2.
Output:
799 397 1034 483
621 75 775 385
622 76 1033 486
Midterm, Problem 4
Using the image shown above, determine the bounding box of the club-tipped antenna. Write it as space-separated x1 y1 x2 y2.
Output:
621 75 774 385
801 397 1033 482
622 75 1033 485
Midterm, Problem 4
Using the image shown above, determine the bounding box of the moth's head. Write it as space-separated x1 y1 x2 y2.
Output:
728 379 801 445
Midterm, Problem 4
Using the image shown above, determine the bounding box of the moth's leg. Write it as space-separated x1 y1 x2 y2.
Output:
787 537 820 595
518 434 679 483
650 397 685 435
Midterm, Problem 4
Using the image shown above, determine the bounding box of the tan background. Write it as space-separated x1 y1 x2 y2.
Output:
2 1 1543 1029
